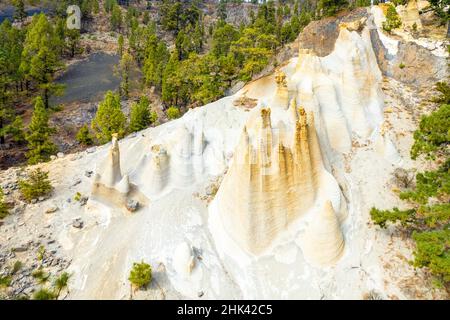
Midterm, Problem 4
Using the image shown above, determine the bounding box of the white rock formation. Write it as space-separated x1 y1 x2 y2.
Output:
294 25 384 153
397 0 422 30
210 104 332 255
209 19 386 259
173 242 196 278
93 134 130 195
301 201 345 266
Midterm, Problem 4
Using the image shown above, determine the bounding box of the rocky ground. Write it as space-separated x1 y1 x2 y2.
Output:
349 75 448 300
0 154 94 299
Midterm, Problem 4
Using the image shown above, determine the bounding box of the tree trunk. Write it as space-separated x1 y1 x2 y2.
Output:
0 118 5 145
44 88 49 109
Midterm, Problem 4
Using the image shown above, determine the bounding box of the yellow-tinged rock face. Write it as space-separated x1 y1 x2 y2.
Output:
210 19 386 259
339 17 367 32
96 134 123 189
397 0 422 30
301 200 345 266
214 103 324 254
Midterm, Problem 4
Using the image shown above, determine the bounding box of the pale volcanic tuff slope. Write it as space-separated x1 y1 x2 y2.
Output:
93 12 389 269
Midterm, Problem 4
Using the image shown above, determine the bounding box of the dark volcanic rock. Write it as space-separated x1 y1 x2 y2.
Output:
392 41 448 88
298 8 368 57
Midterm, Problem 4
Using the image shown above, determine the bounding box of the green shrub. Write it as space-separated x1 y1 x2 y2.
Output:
318 0 349 17
12 261 23 275
412 229 450 286
399 62 405 69
355 0 371 7
409 103 450 159
370 207 416 228
400 160 450 204
166 106 181 120
418 204 450 228
91 91 126 144
19 168 53 202
382 4 402 33
32 268 50 284
37 245 46 262
33 288 56 300
76 124 94 146
391 0 408 6
25 97 57 165
7 116 25 143
432 82 450 104
0 187 8 219
54 272 70 297
150 111 158 125
128 261 152 289
74 192 82 202
0 275 12 288
129 97 151 132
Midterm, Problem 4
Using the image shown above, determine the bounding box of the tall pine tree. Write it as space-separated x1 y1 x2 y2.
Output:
20 14 64 108
91 91 126 144
25 96 57 164
13 0 26 23
129 96 152 132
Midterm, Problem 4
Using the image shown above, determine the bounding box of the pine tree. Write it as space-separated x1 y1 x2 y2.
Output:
428 0 449 24
0 20 24 144
143 33 169 90
7 116 25 143
13 0 26 23
20 14 63 108
382 4 402 33
299 11 312 29
66 29 81 58
118 34 124 57
161 51 181 106
0 75 12 145
76 124 94 146
0 20 24 89
129 96 151 132
318 0 349 17
93 0 100 14
19 168 53 202
116 51 135 98
218 0 227 21
25 97 57 164
111 4 123 31
212 23 240 57
91 91 126 144
410 103 450 160
0 187 8 219
105 0 117 13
